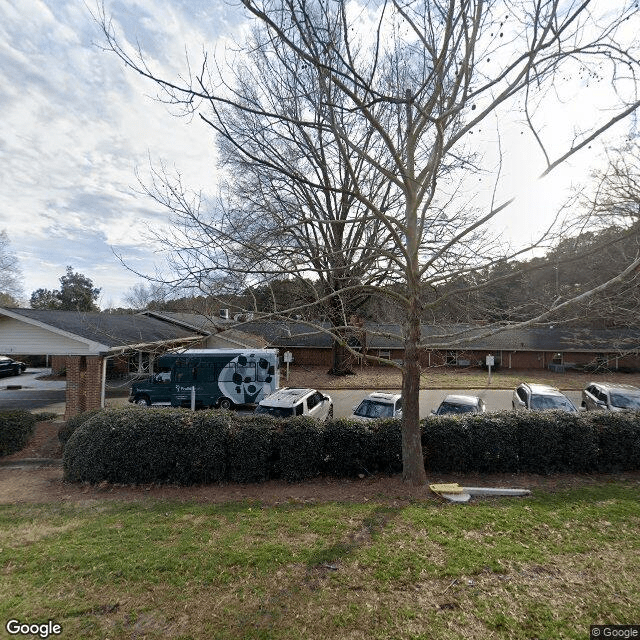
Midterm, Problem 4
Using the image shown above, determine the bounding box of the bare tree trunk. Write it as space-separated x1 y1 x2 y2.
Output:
401 93 427 485
402 295 427 485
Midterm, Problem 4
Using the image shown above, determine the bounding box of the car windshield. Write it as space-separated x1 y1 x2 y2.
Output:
610 393 640 409
530 394 576 411
255 405 294 418
436 402 476 415
354 400 394 418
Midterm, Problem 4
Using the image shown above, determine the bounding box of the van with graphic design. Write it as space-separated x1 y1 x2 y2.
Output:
128 349 279 409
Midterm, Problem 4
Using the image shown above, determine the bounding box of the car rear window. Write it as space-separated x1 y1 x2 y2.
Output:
436 402 476 415
354 400 394 418
255 405 294 418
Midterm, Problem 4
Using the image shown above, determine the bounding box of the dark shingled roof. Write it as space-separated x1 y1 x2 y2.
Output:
6 309 202 349
243 321 334 348
244 320 640 352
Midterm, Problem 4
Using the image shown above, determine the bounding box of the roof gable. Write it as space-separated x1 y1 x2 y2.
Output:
0 308 203 355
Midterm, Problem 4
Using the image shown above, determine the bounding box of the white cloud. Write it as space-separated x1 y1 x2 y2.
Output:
0 0 245 306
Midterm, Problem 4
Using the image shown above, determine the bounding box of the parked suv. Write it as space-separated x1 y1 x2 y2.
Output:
254 388 333 420
512 383 577 412
0 356 26 377
582 382 640 411
352 392 402 421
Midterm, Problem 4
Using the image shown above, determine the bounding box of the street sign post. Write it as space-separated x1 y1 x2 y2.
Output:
486 354 495 385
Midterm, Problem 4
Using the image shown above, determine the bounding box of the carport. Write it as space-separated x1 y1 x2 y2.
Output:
0 308 205 418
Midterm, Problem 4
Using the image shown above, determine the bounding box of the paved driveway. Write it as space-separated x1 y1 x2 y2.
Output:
328 388 582 418
0 369 66 411
0 372 584 416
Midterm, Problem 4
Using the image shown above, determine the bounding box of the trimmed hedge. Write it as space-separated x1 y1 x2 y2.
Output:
62 407 640 485
0 410 37 457
64 408 232 484
58 409 103 448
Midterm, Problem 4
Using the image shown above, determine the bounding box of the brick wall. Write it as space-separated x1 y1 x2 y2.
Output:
64 355 103 419
51 355 67 375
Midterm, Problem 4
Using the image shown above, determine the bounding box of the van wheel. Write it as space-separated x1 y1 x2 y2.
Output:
218 397 232 410
135 395 151 406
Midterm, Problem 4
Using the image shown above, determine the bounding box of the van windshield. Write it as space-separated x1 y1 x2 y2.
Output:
255 405 294 418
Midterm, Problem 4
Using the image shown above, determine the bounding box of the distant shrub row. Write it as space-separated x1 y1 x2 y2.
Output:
0 410 37 457
62 407 640 485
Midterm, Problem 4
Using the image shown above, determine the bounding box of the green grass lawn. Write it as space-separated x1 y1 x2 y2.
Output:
1 483 638 639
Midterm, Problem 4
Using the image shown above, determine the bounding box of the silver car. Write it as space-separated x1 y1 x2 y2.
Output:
582 382 640 411
432 394 486 415
512 382 577 412
352 392 402 421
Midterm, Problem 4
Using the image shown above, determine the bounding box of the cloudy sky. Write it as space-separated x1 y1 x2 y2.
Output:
0 0 247 308
0 0 636 309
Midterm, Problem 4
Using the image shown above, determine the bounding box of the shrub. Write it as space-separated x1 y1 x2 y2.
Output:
589 411 640 472
469 413 519 473
58 409 103 448
322 418 371 477
278 416 325 482
32 411 59 422
515 411 598 474
176 410 230 484
367 418 403 475
226 415 274 483
0 410 36 457
63 407 228 484
422 415 474 473
61 405 640 486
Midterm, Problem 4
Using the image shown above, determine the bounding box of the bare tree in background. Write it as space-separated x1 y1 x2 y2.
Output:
98 0 640 484
0 230 24 307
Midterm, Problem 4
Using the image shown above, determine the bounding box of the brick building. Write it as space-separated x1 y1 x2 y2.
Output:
243 320 640 372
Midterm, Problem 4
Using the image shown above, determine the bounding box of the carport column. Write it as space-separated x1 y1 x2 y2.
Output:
85 357 102 411
64 356 82 420
64 355 103 419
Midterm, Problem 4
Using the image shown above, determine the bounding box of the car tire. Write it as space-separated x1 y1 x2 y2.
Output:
13 367 20 376
218 397 232 410
135 395 151 406
326 405 333 421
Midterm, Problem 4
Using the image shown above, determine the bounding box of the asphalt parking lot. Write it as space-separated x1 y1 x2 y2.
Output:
0 370 584 416
0 368 66 411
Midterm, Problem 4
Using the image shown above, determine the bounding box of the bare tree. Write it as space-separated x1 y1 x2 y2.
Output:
0 230 24 306
124 282 173 311
97 0 640 484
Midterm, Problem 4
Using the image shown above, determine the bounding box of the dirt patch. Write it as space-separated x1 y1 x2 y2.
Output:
3 465 640 506
2 420 62 461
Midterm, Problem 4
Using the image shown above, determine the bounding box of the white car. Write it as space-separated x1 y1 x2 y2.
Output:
352 392 402 421
582 382 640 411
432 394 486 415
512 383 577 412
254 387 333 421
